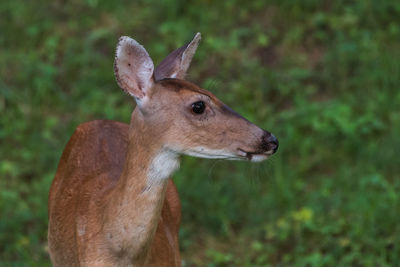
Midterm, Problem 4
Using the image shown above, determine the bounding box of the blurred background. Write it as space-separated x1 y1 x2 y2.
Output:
1 0 400 266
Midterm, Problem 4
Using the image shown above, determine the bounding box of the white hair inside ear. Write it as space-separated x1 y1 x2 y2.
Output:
114 36 155 102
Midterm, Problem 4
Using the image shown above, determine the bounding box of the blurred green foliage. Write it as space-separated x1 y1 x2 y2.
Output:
1 0 400 265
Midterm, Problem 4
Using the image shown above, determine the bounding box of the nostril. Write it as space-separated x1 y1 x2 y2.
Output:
265 134 279 153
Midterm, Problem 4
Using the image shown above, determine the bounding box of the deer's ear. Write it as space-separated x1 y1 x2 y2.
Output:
114 36 154 101
154 32 201 81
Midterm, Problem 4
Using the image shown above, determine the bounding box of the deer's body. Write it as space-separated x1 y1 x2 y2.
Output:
48 33 278 266
48 120 180 266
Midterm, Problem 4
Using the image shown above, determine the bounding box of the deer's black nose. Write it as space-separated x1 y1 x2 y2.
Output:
265 133 279 154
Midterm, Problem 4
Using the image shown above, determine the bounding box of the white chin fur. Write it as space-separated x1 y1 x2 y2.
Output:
250 154 269 162
181 147 238 160
174 147 271 162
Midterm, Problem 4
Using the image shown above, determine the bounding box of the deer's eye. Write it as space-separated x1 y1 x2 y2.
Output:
191 101 205 114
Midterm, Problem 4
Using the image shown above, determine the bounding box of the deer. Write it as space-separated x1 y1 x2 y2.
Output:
48 32 278 267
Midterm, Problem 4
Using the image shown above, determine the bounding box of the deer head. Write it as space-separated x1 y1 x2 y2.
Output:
114 33 278 162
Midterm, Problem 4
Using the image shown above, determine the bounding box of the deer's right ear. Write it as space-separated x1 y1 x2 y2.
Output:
114 36 154 102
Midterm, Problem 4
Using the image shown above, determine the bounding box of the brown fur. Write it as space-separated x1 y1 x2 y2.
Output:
48 120 181 266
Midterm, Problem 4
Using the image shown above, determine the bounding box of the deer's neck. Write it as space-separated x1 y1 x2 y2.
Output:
104 110 180 265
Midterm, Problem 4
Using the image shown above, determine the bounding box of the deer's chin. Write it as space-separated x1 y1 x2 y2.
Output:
237 149 274 162
248 154 269 162
180 147 239 160
177 147 274 162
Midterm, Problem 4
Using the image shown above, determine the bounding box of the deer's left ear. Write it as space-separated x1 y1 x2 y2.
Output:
154 32 201 81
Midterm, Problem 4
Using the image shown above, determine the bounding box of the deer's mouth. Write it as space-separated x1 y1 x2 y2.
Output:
237 149 274 162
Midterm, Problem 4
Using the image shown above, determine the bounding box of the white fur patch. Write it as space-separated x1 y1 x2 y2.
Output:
147 149 180 186
76 216 87 236
250 154 269 162
182 147 238 160
183 147 270 162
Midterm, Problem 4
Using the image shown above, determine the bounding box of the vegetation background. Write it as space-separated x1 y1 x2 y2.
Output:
1 0 399 266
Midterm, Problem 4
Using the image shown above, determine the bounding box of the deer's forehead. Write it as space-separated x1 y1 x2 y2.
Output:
157 79 222 105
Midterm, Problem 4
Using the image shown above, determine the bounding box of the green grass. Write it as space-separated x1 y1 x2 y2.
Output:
1 0 400 265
